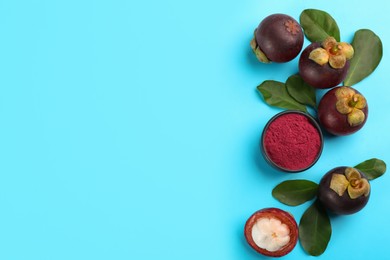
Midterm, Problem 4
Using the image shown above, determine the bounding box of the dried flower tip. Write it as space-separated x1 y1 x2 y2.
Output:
322 37 337 51
330 173 350 196
348 109 366 127
335 86 355 99
338 42 354 60
309 48 329 65
329 54 346 69
330 168 370 199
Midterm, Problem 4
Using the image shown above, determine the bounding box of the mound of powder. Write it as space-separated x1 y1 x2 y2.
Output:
263 113 321 171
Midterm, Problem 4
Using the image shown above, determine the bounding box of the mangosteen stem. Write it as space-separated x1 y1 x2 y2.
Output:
348 96 359 107
330 45 339 55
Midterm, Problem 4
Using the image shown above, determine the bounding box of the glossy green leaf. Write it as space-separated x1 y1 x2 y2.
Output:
300 9 340 42
286 74 317 108
299 200 332 256
354 158 386 180
272 180 318 206
257 80 307 112
344 29 383 86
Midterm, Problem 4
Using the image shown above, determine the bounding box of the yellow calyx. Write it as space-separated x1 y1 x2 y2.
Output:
309 37 354 69
330 168 370 199
335 87 367 127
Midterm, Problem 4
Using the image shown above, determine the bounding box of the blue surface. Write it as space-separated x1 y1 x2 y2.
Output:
0 0 389 259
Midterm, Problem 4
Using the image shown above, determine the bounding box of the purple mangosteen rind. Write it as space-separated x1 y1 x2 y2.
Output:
251 14 303 63
318 166 370 215
299 42 350 89
318 86 368 136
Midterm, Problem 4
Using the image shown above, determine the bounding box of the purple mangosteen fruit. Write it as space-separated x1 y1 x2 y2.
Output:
250 14 304 63
299 37 354 89
318 86 368 136
318 167 370 215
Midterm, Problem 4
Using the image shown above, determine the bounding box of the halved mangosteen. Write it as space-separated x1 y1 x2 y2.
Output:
244 208 298 257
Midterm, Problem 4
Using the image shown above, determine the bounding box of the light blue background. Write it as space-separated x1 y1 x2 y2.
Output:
0 0 389 259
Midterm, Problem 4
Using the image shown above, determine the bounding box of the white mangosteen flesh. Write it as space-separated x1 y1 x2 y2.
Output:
251 217 291 252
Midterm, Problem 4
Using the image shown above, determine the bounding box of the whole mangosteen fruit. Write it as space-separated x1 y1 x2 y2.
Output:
318 86 368 136
250 14 304 63
244 208 298 257
299 37 354 89
318 167 370 215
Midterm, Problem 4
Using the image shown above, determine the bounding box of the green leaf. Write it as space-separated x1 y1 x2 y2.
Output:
354 158 386 180
344 29 383 86
272 180 318 206
299 200 332 256
257 80 307 112
286 74 317 108
300 9 340 42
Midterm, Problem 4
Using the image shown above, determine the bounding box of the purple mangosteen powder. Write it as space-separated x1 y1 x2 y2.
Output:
263 112 322 171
